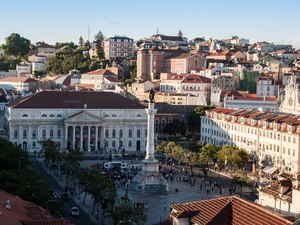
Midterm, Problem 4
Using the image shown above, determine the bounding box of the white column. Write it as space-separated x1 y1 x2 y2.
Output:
95 126 98 151
73 126 76 149
28 126 31 144
145 103 157 160
18 126 22 145
87 126 91 151
80 126 83 151
65 125 68 150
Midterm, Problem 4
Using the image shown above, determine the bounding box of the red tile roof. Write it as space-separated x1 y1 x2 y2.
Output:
83 69 117 76
170 196 293 225
0 190 73 225
182 74 211 83
0 77 37 83
9 91 146 109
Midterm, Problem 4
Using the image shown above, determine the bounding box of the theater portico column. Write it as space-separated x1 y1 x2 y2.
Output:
87 126 91 151
65 125 68 150
80 126 83 151
73 126 76 150
95 126 98 151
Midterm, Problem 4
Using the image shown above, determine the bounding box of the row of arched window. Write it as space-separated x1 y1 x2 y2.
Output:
22 114 63 118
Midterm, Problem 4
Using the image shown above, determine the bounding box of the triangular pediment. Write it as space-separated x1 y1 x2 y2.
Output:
65 111 104 123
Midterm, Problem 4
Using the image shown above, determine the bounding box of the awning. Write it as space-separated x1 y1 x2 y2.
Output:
263 166 278 174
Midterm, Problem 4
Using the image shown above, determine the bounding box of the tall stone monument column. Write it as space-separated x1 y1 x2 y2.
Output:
142 103 159 174
130 89 168 193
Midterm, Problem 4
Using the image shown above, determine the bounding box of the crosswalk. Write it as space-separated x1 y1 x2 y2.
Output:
52 191 63 199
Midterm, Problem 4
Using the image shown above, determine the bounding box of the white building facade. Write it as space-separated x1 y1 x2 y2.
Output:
6 91 147 153
201 108 300 176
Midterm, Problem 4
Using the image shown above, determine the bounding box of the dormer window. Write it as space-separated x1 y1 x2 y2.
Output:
42 114 47 117
57 114 62 117
104 114 109 117
22 114 28 117
49 114 55 117
112 114 117 117
137 114 142 117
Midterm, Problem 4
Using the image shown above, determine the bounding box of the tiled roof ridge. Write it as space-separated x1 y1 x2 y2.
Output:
231 196 293 224
8 93 35 108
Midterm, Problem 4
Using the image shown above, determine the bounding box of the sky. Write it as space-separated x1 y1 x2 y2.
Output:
1 0 300 48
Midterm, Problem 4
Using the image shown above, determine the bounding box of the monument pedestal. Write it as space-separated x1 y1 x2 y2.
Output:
131 159 168 193
131 102 168 193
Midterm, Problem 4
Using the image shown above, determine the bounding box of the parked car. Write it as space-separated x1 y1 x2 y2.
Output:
71 206 80 216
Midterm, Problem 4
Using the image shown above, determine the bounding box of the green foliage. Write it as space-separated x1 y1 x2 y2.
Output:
111 197 146 225
130 65 137 79
55 42 77 50
217 145 249 169
194 105 215 116
0 138 51 209
33 70 46 78
187 141 202 153
40 139 61 164
2 33 31 57
0 56 21 70
200 143 221 165
163 119 186 136
94 30 105 42
0 57 9 71
46 48 91 74
187 105 215 133
94 30 105 59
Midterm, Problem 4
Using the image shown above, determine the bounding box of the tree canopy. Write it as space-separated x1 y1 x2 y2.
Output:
2 33 31 57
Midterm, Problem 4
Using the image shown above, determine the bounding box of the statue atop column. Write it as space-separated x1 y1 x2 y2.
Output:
149 88 155 103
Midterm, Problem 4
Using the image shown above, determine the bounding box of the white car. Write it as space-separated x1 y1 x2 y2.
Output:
71 206 80 216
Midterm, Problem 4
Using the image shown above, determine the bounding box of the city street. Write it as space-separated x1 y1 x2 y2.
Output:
30 158 96 225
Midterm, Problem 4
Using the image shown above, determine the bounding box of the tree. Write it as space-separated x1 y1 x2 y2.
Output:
111 196 146 225
61 149 83 190
85 173 116 223
187 141 202 153
94 30 105 42
2 33 31 57
182 151 199 176
200 144 221 165
217 145 249 170
163 119 186 137
79 36 84 46
55 42 77 50
130 65 137 79
232 149 249 169
187 105 215 134
94 30 105 59
0 138 52 212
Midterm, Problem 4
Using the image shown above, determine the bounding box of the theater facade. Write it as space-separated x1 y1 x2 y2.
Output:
6 91 147 154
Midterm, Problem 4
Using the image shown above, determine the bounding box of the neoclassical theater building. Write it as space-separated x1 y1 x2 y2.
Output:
6 91 147 153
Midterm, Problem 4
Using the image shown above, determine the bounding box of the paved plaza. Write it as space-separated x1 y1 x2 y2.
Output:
40 157 253 225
